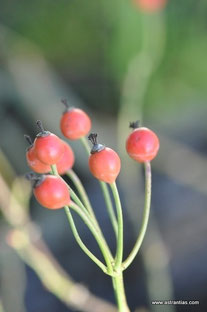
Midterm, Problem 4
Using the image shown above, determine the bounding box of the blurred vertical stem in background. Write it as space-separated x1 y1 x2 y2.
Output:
118 12 166 129
117 9 166 231
117 6 175 312
0 299 5 312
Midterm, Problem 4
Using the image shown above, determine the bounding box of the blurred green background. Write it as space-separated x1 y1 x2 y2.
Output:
0 0 207 311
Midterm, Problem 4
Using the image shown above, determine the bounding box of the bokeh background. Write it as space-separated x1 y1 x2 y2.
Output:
0 0 207 311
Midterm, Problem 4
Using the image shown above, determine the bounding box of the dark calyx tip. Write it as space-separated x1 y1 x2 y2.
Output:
25 172 45 187
88 133 105 154
61 98 74 113
129 120 140 129
24 134 33 150
36 120 50 137
25 172 35 180
61 98 69 108
88 133 98 145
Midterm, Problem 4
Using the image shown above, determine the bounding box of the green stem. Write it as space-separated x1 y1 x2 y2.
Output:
69 201 113 275
66 169 112 255
51 165 113 273
51 164 58 175
51 165 113 262
100 182 118 238
80 136 118 238
69 188 89 214
66 169 99 223
64 206 107 273
112 272 130 312
110 182 123 270
80 136 91 155
51 165 88 215
122 162 151 270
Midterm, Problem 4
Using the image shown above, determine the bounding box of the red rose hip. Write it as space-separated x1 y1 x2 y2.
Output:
56 140 75 175
60 99 91 140
34 120 64 165
28 174 70 209
126 121 159 163
25 135 51 173
88 133 121 184
133 0 167 12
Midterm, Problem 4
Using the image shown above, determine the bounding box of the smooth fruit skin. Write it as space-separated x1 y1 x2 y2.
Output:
56 141 75 175
34 175 70 209
126 127 160 163
60 108 91 140
34 133 64 165
89 148 121 184
26 145 51 173
133 0 166 12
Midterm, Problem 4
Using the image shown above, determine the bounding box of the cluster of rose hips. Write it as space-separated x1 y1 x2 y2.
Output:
25 100 159 210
